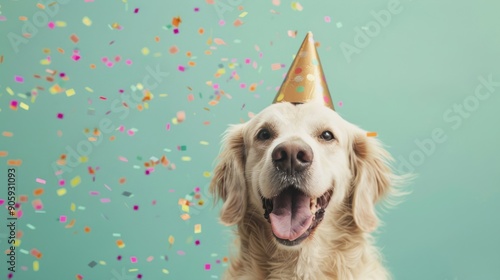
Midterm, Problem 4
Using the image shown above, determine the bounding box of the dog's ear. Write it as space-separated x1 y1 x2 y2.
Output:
210 124 247 226
349 132 394 232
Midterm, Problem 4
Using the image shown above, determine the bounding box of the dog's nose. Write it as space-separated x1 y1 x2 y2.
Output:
272 140 313 174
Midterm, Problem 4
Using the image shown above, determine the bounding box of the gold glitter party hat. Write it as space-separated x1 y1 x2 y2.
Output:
273 32 334 110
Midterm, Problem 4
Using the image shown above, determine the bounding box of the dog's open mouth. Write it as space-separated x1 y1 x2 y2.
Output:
262 186 333 246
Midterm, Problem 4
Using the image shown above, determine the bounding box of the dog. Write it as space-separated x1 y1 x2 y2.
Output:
210 99 406 280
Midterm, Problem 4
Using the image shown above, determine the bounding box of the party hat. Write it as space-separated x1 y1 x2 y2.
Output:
273 32 334 110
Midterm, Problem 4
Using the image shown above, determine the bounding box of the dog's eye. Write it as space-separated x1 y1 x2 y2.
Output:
257 129 272 140
320 131 334 141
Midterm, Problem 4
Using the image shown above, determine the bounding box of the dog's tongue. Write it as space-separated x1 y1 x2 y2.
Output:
269 188 313 241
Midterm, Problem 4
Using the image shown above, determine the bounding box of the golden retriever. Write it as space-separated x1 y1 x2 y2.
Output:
210 99 406 280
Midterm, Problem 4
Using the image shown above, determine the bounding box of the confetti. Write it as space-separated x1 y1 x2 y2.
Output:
70 34 79 43
366 132 378 137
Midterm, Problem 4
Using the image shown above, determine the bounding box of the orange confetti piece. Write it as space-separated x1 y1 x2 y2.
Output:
155 36 160 42
0 151 8 157
70 34 79 43
233 19 243 27
84 226 91 233
33 188 44 196
366 132 378 137
208 100 218 106
7 159 22 166
119 177 126 184
180 213 190 220
57 48 65 53
188 61 196 67
198 28 204 35
169 45 178 54
249 83 257 92
36 3 45 9
31 249 43 259
19 16 28 21
65 219 76 228
2 131 13 137
172 16 182 27
116 239 125 248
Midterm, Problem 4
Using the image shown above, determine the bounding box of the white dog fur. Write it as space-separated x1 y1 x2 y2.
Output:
210 100 407 280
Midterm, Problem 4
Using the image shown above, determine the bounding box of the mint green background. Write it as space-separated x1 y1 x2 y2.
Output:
1 0 500 279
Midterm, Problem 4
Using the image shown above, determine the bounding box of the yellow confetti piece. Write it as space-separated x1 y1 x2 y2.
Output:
70 203 76 212
181 204 189 212
168 235 175 246
141 47 150 55
33 260 39 271
181 156 191 161
70 176 81 187
366 132 378 137
291 2 303 11
194 224 201 233
7 87 15 95
20 102 29 110
203 171 211 177
55 21 67 27
79 156 88 163
239 11 248 17
84 87 94 93
82 16 92 26
199 141 209 145
162 269 169 274
66 88 76 96
40 59 51 65
56 188 67 196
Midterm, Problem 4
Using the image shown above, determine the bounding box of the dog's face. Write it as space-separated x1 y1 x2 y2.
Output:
211 101 394 248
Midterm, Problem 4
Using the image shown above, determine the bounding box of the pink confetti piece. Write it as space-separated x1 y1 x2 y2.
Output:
324 16 331 23
127 129 135 136
177 111 186 122
272 0 280 5
114 56 121 62
134 8 139 13
205 264 211 270
16 210 23 218
48 22 55 29
166 123 171 131
32 199 43 210
130 256 137 263
177 250 185 256
14 76 24 83
271 63 282 70
89 191 99 196
187 94 194 101
245 58 251 64
118 156 128 162
99 96 107 100
218 20 225 26
178 65 185 72
0 199 4 206
36 178 46 184
214 38 226 45
147 256 154 262
102 57 109 63
100 198 111 203
57 113 64 119
60 215 67 223
125 59 132 65
118 125 125 132
10 100 18 107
